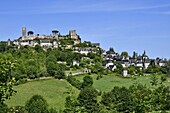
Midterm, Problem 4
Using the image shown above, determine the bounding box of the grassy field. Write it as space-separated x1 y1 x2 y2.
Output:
75 74 170 92
6 79 79 111
5 74 170 111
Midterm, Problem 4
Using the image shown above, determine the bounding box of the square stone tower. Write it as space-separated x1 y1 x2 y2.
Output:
22 27 26 38
69 30 78 39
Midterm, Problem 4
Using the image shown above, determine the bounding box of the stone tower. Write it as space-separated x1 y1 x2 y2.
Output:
7 39 11 46
22 27 26 38
69 30 77 39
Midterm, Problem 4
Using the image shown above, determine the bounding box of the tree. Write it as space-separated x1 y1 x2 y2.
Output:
106 47 115 54
25 95 48 113
121 51 128 57
54 69 65 79
132 51 137 59
81 76 93 88
0 103 8 113
8 106 27 113
77 86 100 112
129 83 151 112
34 45 43 53
160 75 167 84
46 62 57 76
64 96 78 113
109 48 115 53
0 59 16 104
54 63 66 79
0 41 7 52
52 30 59 35
151 85 170 111
101 86 133 112
150 75 158 86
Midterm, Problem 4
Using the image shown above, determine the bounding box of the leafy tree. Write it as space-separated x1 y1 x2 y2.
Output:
101 86 133 112
64 96 78 113
109 47 115 53
150 75 158 86
0 59 16 104
46 54 56 65
121 51 128 57
81 76 93 88
0 103 8 113
46 62 57 76
151 85 170 111
54 63 66 79
34 45 44 53
160 75 167 84
66 77 82 90
77 86 100 112
25 95 48 113
26 65 39 79
132 51 138 59
54 69 65 79
87 52 96 59
127 65 136 75
114 63 123 74
0 41 7 52
129 83 151 112
48 108 58 113
8 106 27 113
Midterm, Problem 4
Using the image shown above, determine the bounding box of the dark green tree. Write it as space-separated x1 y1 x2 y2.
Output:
121 51 128 57
34 45 43 53
0 59 16 104
129 83 151 112
81 76 93 88
8 106 27 113
54 63 66 79
25 95 48 113
0 103 8 113
101 86 133 112
160 75 167 84
46 62 57 76
77 86 100 112
150 75 158 86
63 96 78 113
151 85 170 111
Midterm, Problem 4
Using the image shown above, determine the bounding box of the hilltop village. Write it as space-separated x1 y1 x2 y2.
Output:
8 27 100 55
1 27 170 113
7 27 165 76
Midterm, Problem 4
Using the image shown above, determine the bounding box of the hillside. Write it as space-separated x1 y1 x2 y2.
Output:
6 74 170 111
5 79 79 111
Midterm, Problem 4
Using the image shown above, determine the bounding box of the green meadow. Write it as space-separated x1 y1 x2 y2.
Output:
75 74 170 92
6 74 170 111
6 79 79 111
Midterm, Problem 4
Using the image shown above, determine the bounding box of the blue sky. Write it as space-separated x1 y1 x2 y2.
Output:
0 0 170 59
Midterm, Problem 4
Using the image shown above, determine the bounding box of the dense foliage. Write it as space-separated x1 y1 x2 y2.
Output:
0 57 16 104
0 45 89 84
25 95 49 113
1 42 170 112
65 76 170 113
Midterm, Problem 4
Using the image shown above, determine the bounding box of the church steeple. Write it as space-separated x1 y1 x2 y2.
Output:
143 50 146 56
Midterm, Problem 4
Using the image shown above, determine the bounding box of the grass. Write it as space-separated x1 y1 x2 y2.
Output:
5 73 170 111
5 79 79 111
75 74 170 92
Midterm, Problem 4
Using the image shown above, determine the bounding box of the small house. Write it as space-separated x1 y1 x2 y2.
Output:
122 70 128 77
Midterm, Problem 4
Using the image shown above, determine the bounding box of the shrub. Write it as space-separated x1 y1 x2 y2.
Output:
25 95 48 113
66 77 82 90
8 106 27 113
0 103 8 113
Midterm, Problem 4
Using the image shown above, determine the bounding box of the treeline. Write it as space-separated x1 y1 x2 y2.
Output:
0 44 105 81
64 76 170 113
0 95 58 113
